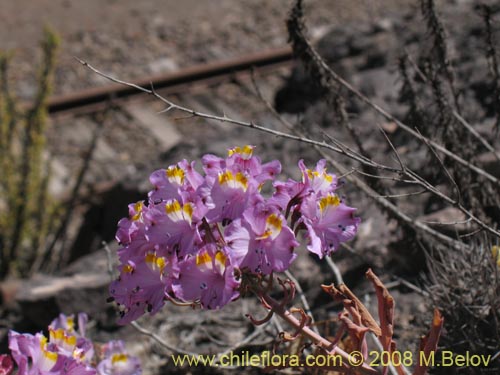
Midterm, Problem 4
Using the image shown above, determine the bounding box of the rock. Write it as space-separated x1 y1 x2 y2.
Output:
148 57 178 74
125 104 182 152
0 249 117 327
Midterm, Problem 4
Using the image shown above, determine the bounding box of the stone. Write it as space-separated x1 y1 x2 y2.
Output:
125 104 182 152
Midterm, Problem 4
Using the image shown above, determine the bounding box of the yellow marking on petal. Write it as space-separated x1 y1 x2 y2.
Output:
235 172 248 189
50 328 64 342
319 194 340 212
214 251 227 274
166 165 185 185
156 257 166 272
66 317 75 331
183 203 193 220
44 350 58 362
145 253 165 274
165 200 181 215
266 214 282 238
165 200 192 223
218 170 234 185
40 335 48 349
218 171 248 190
228 145 254 159
257 214 283 240
64 335 77 346
131 201 143 221
122 264 134 274
112 353 129 364
309 169 333 184
145 253 156 264
196 252 212 267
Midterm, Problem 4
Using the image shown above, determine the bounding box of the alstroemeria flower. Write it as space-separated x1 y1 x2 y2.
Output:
97 341 141 375
111 252 178 324
204 169 260 223
116 201 149 246
8 331 95 375
109 146 360 322
172 244 240 309
301 193 360 257
144 200 202 257
269 159 337 213
7 313 142 375
49 313 89 338
224 204 298 274
148 160 203 204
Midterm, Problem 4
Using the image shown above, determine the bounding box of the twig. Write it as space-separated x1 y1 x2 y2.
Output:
283 18 500 186
378 190 427 199
74 57 399 175
130 321 201 357
421 217 472 226
325 256 343 286
452 109 500 162
284 270 319 334
481 4 500 134
368 332 406 375
79 60 500 241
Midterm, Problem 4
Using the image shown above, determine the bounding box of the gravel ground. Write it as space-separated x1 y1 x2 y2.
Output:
4 1 498 374
0 0 415 97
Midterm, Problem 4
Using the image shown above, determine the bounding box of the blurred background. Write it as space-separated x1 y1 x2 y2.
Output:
1 0 499 374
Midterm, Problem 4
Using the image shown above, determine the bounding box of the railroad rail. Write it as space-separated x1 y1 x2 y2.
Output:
48 47 293 116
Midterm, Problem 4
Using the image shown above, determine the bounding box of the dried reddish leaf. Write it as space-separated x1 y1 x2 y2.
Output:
322 283 382 336
366 269 396 375
366 269 394 349
390 341 408 375
413 309 444 375
339 310 369 356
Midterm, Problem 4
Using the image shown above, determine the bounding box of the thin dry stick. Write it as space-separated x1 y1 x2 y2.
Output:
290 30 500 186
74 57 399 175
481 4 500 134
325 256 343 286
250 69 483 250
77 59 497 242
250 70 475 249
368 332 404 375
421 217 472 226
378 190 427 199
284 269 319 334
452 110 500 162
261 293 382 375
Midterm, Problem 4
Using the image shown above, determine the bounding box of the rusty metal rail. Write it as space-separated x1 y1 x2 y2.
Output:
48 47 293 115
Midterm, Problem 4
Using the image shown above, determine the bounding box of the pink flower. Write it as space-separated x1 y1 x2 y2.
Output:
302 193 360 258
172 244 240 309
97 341 141 375
148 160 203 204
109 146 360 322
8 331 95 375
224 203 298 274
144 200 202 257
110 252 178 325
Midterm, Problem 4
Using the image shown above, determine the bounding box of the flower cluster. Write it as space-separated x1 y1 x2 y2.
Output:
6 313 141 375
111 146 360 323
